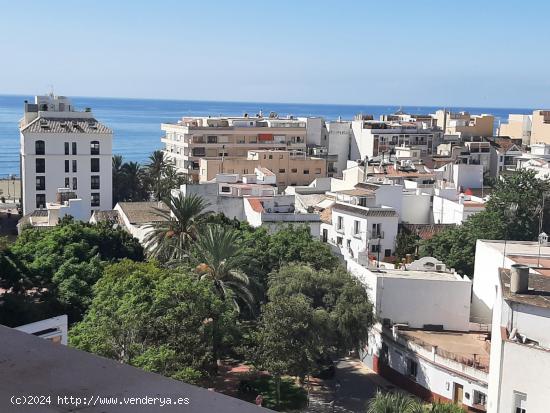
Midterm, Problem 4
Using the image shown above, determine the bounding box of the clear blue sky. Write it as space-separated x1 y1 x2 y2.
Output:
1 0 549 107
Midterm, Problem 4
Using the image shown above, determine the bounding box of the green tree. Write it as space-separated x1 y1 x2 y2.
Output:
2 220 144 324
122 161 149 201
144 193 211 261
366 391 423 413
252 294 317 407
146 150 167 201
70 260 235 382
193 224 257 369
395 231 421 262
112 155 126 205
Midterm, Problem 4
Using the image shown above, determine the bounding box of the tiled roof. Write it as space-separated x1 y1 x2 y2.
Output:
92 210 120 222
22 117 112 134
246 198 264 213
320 206 332 224
333 203 398 217
117 202 169 224
401 223 455 240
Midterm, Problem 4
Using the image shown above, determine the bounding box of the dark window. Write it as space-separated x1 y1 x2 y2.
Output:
91 158 100 172
91 193 100 207
35 140 45 155
72 177 77 190
385 249 392 257
91 175 100 190
72 160 77 173
64 142 69 155
36 194 46 209
221 186 231 193
371 244 380 253
36 176 45 191
303 169 309 174
64 177 70 188
279 169 285 173
407 359 418 378
72 142 77 155
207 135 217 143
90 141 100 155
291 168 298 173
65 160 69 173
35 158 45 173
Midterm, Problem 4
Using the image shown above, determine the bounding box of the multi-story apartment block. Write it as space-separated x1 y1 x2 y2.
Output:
161 115 307 182
498 114 532 145
434 110 494 138
350 117 441 161
530 110 550 145
19 95 112 216
198 149 326 187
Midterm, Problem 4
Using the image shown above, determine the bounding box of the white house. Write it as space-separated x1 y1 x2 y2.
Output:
15 315 68 345
432 193 486 225
19 94 112 217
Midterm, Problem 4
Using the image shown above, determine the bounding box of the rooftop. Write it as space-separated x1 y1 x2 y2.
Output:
21 117 112 134
117 202 170 225
369 268 464 282
332 203 398 217
482 240 550 277
0 325 270 412
398 328 490 372
499 268 550 309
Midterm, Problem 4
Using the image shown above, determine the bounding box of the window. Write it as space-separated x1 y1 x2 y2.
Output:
513 391 527 413
36 176 45 191
35 140 45 155
358 197 367 207
407 359 418 378
72 177 78 190
65 159 70 173
90 140 100 155
354 220 360 235
303 169 309 174
72 142 77 155
91 175 100 190
279 169 286 173
91 193 100 207
385 249 391 257
371 244 380 253
91 158 100 172
35 158 45 173
64 177 70 188
207 135 217 144
346 239 351 250
291 168 298 173
337 216 343 230
36 194 46 209
473 391 487 407
221 186 231 193
268 155 273 159
372 223 381 238
64 142 69 155
315 168 321 174
336 236 343 246
72 160 77 173
279 154 284 159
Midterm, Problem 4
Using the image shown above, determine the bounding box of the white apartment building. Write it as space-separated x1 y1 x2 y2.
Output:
349 257 489 412
19 95 112 217
350 118 441 161
432 193 486 225
471 240 550 412
161 115 307 181
326 120 352 177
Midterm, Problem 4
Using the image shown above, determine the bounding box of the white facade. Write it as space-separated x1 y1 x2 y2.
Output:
432 193 486 225
20 95 112 217
326 120 352 177
15 315 68 345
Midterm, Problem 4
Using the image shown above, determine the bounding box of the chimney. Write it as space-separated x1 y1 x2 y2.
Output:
510 264 529 294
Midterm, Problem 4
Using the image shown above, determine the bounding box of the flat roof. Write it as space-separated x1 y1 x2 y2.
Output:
117 202 170 225
371 268 463 282
399 329 490 371
0 326 271 412
499 268 550 309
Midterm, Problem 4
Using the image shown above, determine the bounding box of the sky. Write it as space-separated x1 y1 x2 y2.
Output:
0 0 549 108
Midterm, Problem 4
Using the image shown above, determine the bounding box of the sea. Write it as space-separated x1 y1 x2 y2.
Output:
0 94 535 177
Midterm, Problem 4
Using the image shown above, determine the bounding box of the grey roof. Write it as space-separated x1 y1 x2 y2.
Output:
92 210 120 222
500 268 550 309
22 117 112 134
30 209 48 217
117 202 170 224
0 325 272 412
333 203 398 217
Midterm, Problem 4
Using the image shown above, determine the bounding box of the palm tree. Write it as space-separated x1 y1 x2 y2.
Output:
144 193 210 261
112 155 125 205
428 403 466 413
122 161 147 201
193 224 256 313
146 150 167 201
192 224 257 371
366 391 424 413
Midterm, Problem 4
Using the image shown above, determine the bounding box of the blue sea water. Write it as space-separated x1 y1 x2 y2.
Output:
0 94 535 177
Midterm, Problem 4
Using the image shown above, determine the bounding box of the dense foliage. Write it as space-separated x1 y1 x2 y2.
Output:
420 170 550 275
366 392 466 413
70 260 236 383
0 219 143 325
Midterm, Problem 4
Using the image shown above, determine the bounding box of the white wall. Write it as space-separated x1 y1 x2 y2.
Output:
401 192 432 224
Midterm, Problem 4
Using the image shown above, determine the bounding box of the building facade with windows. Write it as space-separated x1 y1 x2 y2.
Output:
161 115 307 182
19 95 112 216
